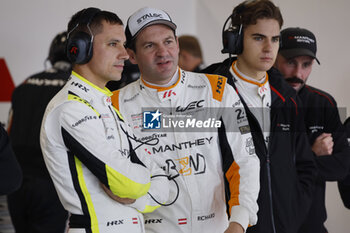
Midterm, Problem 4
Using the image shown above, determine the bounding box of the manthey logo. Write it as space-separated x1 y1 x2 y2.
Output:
142 108 221 131
288 35 315 44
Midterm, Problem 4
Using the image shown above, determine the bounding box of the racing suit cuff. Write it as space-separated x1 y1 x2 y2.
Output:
128 195 148 212
229 205 250 232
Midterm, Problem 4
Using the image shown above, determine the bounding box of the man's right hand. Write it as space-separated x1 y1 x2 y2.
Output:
224 222 244 233
101 183 136 204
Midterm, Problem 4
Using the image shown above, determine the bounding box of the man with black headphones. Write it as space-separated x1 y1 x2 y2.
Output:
40 8 170 233
7 31 70 233
203 0 317 232
275 27 350 233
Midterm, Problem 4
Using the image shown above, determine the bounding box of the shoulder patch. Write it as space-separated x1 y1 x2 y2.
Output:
111 90 120 111
204 74 227 102
68 93 100 117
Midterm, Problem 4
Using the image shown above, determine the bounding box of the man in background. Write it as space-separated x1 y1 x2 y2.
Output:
0 125 22 196
178 35 204 72
338 116 350 209
7 31 70 233
275 27 350 233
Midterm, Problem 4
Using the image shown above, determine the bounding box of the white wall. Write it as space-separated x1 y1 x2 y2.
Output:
0 0 196 86
0 0 196 126
1 0 349 232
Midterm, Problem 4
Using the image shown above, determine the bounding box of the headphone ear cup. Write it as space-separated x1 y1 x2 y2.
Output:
221 29 243 55
66 31 93 64
222 30 236 54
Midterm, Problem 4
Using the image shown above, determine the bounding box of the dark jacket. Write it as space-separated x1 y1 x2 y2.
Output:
203 58 317 233
338 117 350 209
0 125 22 195
297 85 350 233
8 62 71 178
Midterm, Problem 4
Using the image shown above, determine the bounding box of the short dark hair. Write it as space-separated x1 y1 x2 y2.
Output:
179 35 203 59
231 0 283 29
67 8 123 36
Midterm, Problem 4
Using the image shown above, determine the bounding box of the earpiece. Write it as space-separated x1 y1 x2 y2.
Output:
66 7 101 64
221 6 244 55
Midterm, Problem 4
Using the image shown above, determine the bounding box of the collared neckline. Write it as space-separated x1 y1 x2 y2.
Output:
140 67 181 92
231 61 269 87
71 71 113 97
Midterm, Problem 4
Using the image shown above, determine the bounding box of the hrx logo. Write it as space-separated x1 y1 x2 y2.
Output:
143 110 161 129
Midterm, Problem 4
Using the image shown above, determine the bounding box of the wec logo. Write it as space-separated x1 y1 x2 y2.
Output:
176 100 204 112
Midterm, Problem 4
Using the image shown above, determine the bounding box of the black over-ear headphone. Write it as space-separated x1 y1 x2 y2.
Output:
66 7 101 64
221 5 245 55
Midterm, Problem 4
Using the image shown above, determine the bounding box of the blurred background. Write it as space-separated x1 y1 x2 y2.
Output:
1 0 349 232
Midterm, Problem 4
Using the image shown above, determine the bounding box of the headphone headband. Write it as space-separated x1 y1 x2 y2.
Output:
79 7 101 25
67 7 101 39
221 10 244 55
66 7 101 64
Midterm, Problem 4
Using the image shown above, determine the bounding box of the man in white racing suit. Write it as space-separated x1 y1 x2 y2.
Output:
40 8 169 233
111 7 260 233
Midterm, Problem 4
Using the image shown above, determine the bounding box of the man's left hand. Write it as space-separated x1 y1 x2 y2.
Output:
312 133 334 156
224 222 244 233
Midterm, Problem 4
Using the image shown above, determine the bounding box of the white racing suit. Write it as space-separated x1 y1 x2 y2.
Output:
112 68 260 233
40 71 169 233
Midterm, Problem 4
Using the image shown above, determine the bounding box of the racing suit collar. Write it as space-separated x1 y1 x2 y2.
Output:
231 61 269 87
71 71 113 97
70 71 114 107
139 68 186 102
140 67 181 91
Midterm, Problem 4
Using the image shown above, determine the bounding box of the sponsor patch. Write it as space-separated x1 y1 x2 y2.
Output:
239 125 251 134
245 137 255 155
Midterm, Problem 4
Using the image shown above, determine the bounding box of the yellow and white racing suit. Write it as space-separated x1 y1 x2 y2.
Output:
40 71 169 233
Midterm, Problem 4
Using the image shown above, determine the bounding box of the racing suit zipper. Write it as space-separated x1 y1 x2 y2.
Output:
247 106 277 233
230 78 277 232
265 142 276 233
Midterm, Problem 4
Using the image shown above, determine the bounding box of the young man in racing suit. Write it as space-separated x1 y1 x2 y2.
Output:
112 7 260 233
40 8 169 233
202 1 317 232
275 27 350 233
